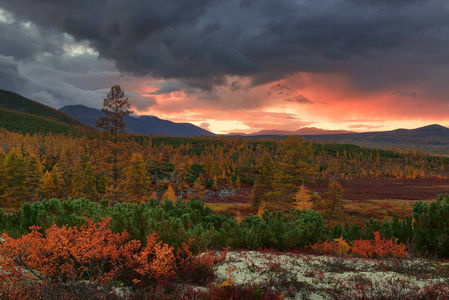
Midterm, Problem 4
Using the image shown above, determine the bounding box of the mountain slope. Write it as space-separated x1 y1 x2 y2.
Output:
229 124 449 153
243 127 355 136
59 105 214 137
0 90 93 135
0 109 85 135
302 124 449 152
0 90 89 127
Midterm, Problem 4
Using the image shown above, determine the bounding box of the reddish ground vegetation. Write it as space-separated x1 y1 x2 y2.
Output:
203 178 449 224
310 178 449 201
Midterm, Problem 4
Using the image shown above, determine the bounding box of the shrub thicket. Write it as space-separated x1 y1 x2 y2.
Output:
2 195 449 256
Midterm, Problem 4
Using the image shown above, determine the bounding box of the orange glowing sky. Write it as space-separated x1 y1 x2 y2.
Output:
1 1 449 135
121 71 449 134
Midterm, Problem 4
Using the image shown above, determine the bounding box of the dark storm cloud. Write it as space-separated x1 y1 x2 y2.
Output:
148 85 182 95
1 0 449 94
0 54 121 109
0 21 63 62
129 94 157 110
0 55 28 91
349 0 428 7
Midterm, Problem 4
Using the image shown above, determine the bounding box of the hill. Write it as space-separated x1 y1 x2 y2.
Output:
230 124 449 153
0 90 93 135
59 104 214 137
302 124 449 153
231 127 354 136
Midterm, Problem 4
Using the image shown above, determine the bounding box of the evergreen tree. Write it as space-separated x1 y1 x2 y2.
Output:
96 85 133 205
68 156 85 199
82 157 97 198
25 154 43 202
270 137 316 204
173 157 188 198
127 153 152 198
162 184 177 204
250 152 275 207
5 149 27 206
0 149 7 207
323 181 344 221
190 176 207 200
41 168 62 199
235 175 242 191
294 184 313 210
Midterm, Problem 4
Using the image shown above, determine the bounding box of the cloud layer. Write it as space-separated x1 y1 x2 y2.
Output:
1 0 449 133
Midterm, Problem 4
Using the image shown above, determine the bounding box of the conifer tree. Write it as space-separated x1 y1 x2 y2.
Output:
127 153 152 198
41 168 63 199
270 136 316 204
41 171 54 199
173 155 189 198
235 175 242 191
250 153 275 207
323 181 344 221
96 85 133 205
82 157 97 198
5 149 27 206
294 184 313 210
25 154 43 202
190 176 207 200
0 149 7 207
68 157 85 199
162 184 177 204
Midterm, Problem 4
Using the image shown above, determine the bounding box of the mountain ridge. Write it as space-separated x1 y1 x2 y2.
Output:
0 89 93 135
229 124 449 153
59 104 214 137
229 127 355 136
0 89 91 129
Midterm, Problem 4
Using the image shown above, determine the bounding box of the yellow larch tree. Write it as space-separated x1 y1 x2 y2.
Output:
294 184 313 210
190 176 207 200
127 153 152 201
162 184 177 204
25 154 43 202
41 169 62 199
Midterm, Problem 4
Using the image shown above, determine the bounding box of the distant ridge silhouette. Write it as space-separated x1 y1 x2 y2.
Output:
59 105 214 137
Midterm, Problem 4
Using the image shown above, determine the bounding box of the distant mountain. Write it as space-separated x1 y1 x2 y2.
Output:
237 127 354 136
0 89 92 135
59 105 214 137
229 124 449 153
302 124 449 153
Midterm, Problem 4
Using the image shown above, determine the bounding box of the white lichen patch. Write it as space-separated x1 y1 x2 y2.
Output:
214 251 449 299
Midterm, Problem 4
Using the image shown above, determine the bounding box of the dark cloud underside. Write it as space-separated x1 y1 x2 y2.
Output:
0 0 448 94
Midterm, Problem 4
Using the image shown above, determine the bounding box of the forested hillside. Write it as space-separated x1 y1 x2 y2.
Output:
0 89 93 135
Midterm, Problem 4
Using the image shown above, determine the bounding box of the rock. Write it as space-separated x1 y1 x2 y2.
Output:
219 188 237 197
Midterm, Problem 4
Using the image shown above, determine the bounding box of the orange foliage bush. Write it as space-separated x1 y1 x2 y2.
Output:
132 231 176 285
176 237 228 284
351 231 408 259
310 237 350 256
0 219 229 297
0 217 140 284
310 233 407 259
310 240 336 255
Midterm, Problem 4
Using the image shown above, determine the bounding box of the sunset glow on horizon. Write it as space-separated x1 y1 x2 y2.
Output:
127 71 449 134
1 1 449 135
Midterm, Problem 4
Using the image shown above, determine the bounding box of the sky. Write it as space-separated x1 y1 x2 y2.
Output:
0 0 449 134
